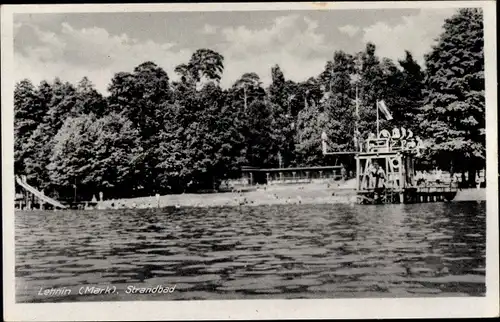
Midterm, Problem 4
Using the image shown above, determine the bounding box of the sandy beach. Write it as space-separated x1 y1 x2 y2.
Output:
97 180 486 210
99 181 357 209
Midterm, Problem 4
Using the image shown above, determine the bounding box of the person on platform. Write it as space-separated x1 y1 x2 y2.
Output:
365 132 376 151
406 139 416 150
379 130 390 139
399 127 407 149
392 127 401 139
400 127 407 140
368 162 377 188
354 129 362 152
373 161 386 189
415 136 424 157
403 129 413 150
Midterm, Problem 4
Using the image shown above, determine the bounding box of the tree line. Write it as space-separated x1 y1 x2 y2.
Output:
14 9 484 200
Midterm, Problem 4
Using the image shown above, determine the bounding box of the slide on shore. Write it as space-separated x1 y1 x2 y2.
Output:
15 176 68 209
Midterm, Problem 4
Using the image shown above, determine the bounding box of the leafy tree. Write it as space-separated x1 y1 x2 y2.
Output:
17 78 76 189
268 65 296 167
14 80 43 174
241 99 275 168
318 60 335 92
72 77 107 117
295 101 331 166
322 51 356 152
396 51 426 131
107 62 172 193
14 80 43 139
156 84 244 192
357 43 385 136
47 113 141 199
23 122 57 190
299 77 323 112
229 73 275 168
419 8 484 184
45 79 77 132
269 65 287 107
296 50 357 167
108 62 171 138
174 48 224 88
157 50 246 192
232 72 265 111
282 80 302 118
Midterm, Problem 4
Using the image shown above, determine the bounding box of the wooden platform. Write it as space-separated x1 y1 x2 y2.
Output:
357 185 458 204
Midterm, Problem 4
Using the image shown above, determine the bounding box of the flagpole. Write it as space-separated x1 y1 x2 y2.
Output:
376 100 380 138
355 85 359 130
355 84 359 151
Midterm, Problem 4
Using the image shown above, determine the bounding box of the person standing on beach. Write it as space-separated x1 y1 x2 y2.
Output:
435 168 443 184
341 164 347 182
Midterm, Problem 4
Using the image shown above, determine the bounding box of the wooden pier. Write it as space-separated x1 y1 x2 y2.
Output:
322 128 458 205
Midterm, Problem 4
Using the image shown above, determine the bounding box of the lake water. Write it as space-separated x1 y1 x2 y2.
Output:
15 202 486 302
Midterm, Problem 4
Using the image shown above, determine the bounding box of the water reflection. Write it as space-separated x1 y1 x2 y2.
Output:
15 202 485 302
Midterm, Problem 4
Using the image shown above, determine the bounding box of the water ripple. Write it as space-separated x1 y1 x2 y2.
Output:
15 202 485 302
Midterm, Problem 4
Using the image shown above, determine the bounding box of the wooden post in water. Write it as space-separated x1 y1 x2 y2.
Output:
25 191 30 210
355 156 360 191
41 190 45 210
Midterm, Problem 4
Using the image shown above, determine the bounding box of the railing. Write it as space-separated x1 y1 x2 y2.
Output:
365 138 390 152
364 138 418 153
358 176 402 191
266 171 342 185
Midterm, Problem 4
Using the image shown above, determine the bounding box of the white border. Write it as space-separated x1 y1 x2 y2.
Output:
2 2 498 320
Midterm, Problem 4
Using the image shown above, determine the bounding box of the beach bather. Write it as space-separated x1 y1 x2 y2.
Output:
475 173 481 190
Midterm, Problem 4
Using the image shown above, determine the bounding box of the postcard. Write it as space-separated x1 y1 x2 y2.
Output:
2 1 498 320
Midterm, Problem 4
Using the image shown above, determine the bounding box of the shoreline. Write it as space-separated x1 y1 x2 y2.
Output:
95 183 487 210
99 182 358 209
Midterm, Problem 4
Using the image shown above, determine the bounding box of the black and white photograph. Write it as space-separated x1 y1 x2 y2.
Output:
2 1 498 320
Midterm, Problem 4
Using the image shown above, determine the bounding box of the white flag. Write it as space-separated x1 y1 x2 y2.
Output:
377 100 393 120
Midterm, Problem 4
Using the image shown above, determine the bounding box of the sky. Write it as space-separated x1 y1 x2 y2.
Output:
13 8 458 95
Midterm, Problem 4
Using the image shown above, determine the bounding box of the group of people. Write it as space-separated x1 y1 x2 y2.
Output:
354 127 424 155
368 161 386 189
415 169 444 186
415 169 485 189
